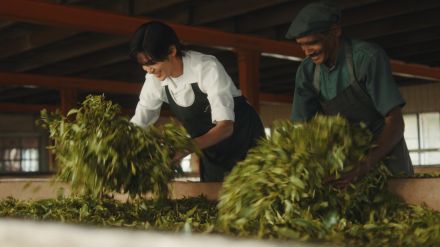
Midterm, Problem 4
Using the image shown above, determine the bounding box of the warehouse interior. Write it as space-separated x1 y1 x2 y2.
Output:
0 0 439 175
0 0 440 246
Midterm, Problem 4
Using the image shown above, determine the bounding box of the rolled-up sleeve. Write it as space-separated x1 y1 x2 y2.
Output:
130 76 164 128
199 58 236 123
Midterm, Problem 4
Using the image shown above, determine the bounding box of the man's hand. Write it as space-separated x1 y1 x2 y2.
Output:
324 158 373 189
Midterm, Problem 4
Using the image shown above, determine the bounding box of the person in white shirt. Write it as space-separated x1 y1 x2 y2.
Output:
129 21 265 181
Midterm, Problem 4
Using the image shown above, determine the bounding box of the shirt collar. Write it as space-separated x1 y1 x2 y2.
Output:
322 38 347 72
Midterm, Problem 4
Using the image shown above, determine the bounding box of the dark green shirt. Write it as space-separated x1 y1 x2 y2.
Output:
291 38 405 121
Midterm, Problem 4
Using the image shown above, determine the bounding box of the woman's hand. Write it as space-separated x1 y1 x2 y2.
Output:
193 120 234 150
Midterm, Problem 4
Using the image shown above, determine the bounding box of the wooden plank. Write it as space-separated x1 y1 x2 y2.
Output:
0 72 141 94
0 27 80 60
260 93 292 104
343 0 440 27
59 88 77 115
387 39 440 59
191 0 290 25
391 61 440 82
0 102 56 113
134 0 190 15
345 7 440 40
12 35 128 72
237 49 260 112
237 0 380 33
371 27 440 49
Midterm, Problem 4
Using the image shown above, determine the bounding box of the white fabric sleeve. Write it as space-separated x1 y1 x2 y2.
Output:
130 77 164 128
199 56 235 123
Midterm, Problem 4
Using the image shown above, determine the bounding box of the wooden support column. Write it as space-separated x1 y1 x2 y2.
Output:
237 49 261 112
59 88 77 115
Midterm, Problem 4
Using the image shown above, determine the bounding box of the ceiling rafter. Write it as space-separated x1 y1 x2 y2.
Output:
0 27 80 60
345 7 440 40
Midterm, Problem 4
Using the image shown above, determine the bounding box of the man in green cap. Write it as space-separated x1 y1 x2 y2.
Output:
286 1 413 187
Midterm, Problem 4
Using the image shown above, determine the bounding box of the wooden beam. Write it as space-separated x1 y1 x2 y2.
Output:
372 27 440 49
0 0 304 58
11 35 128 72
345 7 440 40
191 0 290 25
0 72 141 94
391 61 440 82
0 102 171 119
59 88 77 115
0 20 16 30
0 0 438 82
260 93 292 104
0 102 56 113
236 0 379 34
0 27 80 60
342 1 440 27
237 49 260 112
35 45 129 75
134 0 190 15
0 64 439 109
388 39 440 59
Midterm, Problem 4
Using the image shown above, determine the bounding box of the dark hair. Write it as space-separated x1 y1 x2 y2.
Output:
129 21 185 63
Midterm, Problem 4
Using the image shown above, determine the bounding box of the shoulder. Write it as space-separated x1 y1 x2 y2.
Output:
295 57 315 87
186 50 223 72
350 38 388 62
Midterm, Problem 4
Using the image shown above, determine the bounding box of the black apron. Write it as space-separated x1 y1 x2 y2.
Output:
312 40 413 175
165 83 265 181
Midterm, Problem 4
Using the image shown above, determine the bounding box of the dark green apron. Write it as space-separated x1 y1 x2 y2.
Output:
165 83 265 181
312 41 413 175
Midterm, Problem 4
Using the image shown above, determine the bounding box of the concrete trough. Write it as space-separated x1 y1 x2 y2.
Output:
0 177 439 211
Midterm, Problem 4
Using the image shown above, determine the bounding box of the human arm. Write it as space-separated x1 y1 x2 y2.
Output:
291 62 322 121
329 107 404 188
328 44 406 187
130 76 164 127
193 120 234 149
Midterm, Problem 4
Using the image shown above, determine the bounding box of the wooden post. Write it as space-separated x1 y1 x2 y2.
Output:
59 88 77 116
236 49 261 112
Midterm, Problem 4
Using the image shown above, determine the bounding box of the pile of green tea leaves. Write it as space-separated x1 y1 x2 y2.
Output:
38 95 196 199
0 196 216 233
3 113 438 246
217 115 440 246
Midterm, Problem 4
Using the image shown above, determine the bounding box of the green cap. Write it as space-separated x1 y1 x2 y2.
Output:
285 1 341 39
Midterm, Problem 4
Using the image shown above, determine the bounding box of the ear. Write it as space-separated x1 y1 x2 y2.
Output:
169 45 177 57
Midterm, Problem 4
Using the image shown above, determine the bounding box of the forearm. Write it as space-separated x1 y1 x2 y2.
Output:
193 120 234 150
365 107 404 168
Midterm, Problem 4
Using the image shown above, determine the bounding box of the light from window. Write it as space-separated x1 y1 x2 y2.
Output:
264 127 271 138
0 136 40 172
404 112 440 166
180 154 191 172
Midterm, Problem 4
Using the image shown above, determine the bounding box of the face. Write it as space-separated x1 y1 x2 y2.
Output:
136 53 173 81
295 27 341 65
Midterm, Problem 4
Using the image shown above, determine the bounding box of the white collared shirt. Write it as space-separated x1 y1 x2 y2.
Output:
131 50 242 128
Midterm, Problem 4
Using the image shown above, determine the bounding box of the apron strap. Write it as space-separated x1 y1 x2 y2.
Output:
312 39 375 108
345 40 377 108
313 63 321 94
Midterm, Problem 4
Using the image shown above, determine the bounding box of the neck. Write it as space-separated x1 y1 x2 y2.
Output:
170 56 184 78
